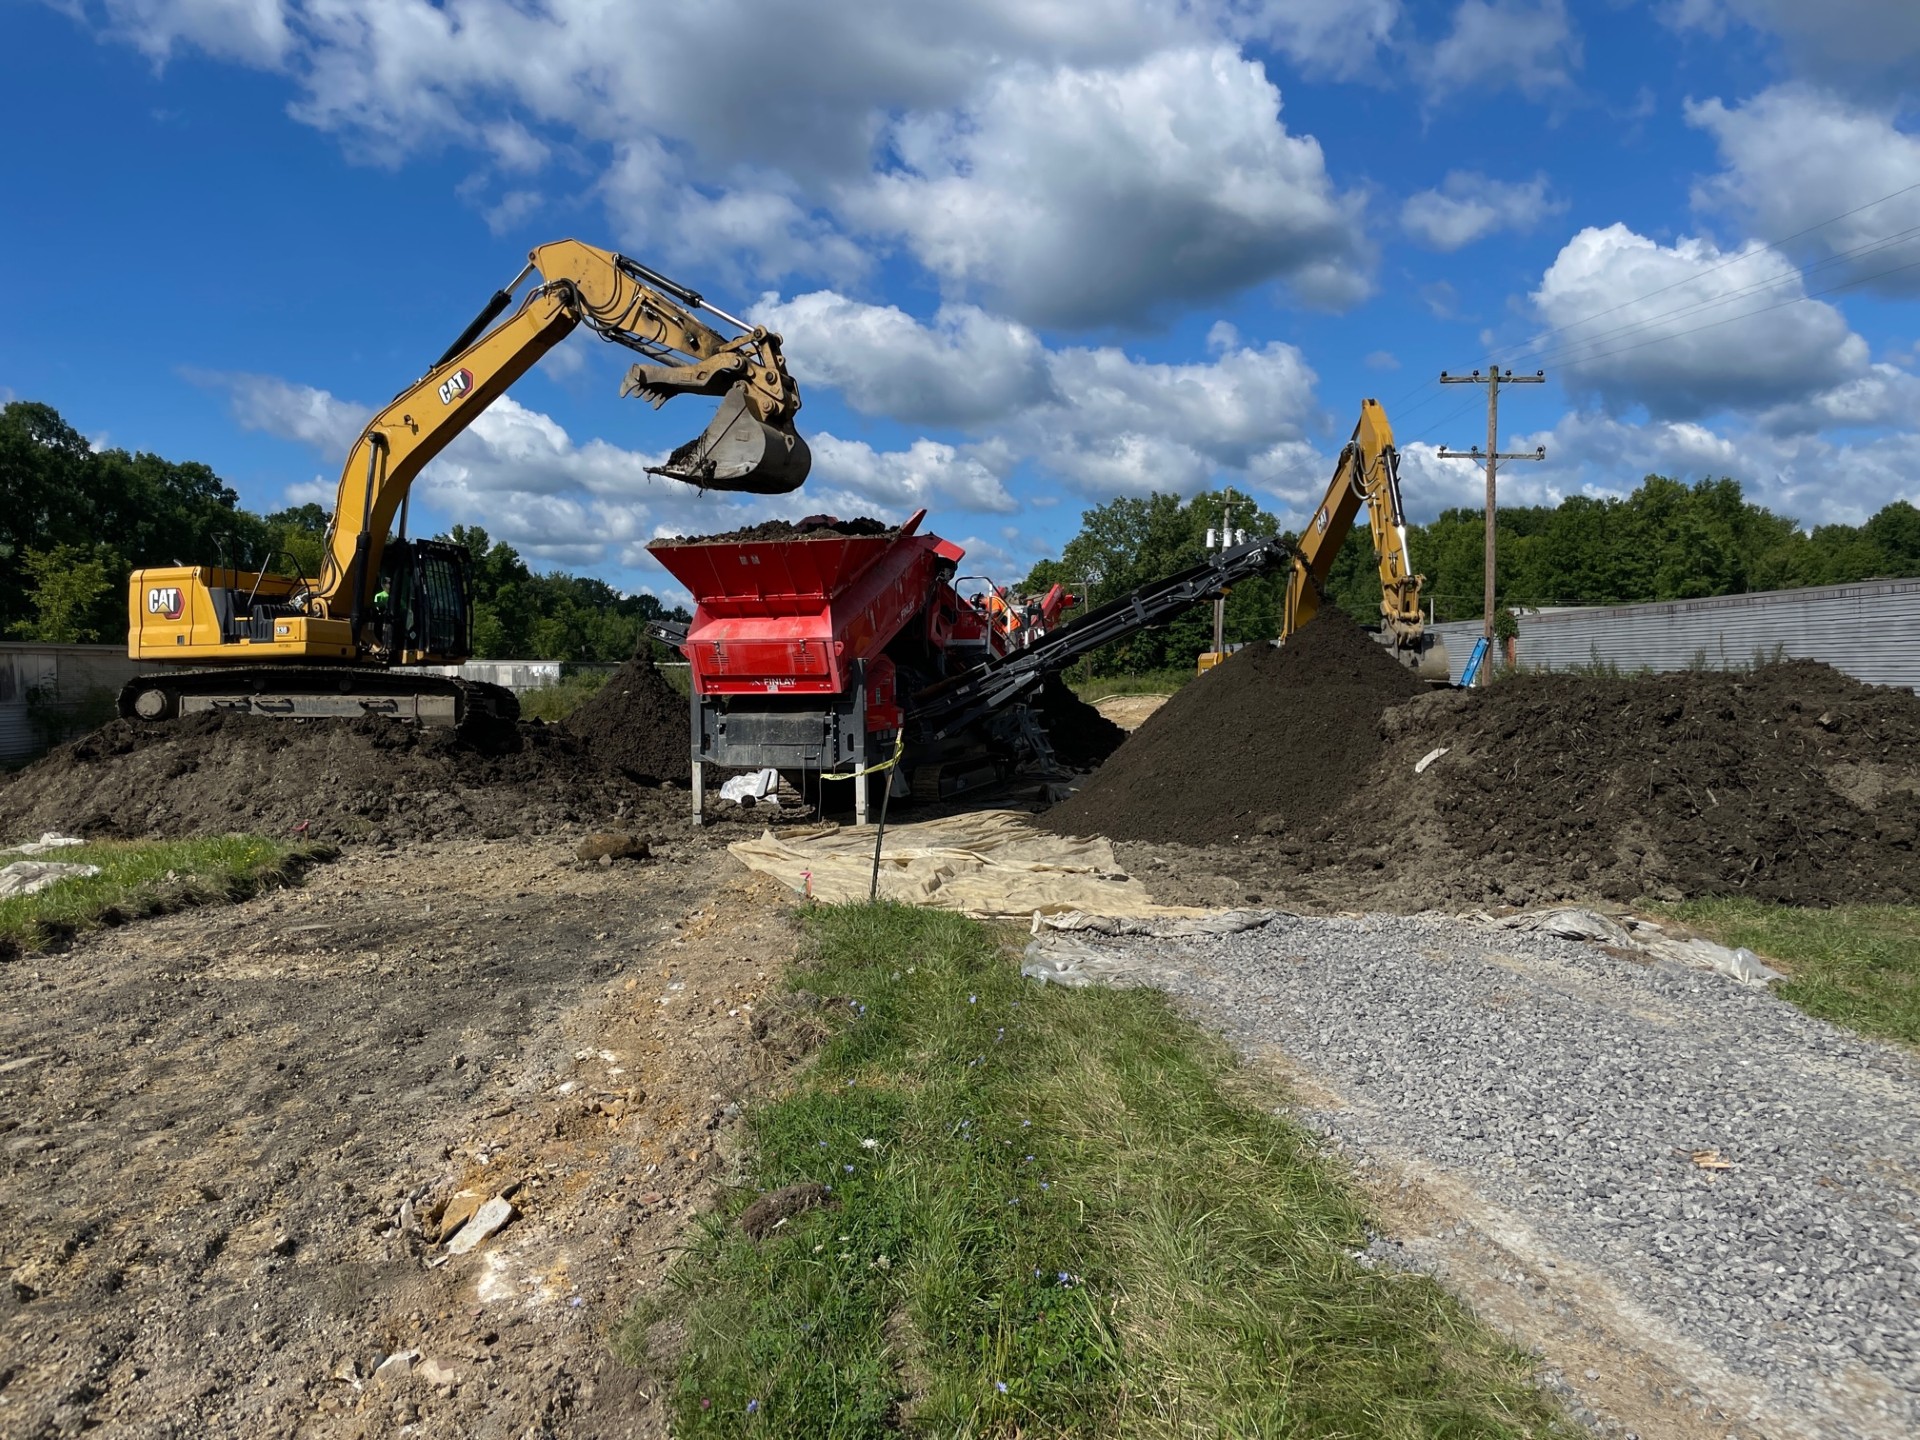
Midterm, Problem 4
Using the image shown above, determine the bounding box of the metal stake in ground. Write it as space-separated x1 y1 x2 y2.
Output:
1439 367 1546 682
868 760 895 902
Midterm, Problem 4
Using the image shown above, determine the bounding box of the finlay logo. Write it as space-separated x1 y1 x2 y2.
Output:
147 586 185 620
438 367 475 405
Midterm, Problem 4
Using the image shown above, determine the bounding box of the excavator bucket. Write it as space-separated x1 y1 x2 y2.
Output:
642 380 811 494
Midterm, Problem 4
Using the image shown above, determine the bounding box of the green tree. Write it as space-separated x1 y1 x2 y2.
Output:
11 544 111 643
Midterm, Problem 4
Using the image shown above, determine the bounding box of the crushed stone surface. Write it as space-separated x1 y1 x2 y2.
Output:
1097 914 1920 1440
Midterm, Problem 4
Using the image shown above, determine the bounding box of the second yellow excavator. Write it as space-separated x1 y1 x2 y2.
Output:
1198 397 1447 680
122 240 809 725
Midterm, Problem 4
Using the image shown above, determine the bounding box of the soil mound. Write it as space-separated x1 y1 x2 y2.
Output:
662 514 893 545
1035 676 1128 770
0 711 680 846
561 657 690 782
1042 613 1425 845
1380 662 1920 907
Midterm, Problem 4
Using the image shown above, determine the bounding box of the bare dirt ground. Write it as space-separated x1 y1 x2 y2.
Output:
1089 695 1168 731
0 832 804 1440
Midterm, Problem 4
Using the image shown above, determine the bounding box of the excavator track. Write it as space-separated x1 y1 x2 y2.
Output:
117 668 518 729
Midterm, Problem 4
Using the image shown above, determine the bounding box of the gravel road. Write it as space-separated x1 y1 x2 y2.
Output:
1099 914 1920 1440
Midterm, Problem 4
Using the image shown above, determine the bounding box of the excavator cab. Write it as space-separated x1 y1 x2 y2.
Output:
379 540 475 662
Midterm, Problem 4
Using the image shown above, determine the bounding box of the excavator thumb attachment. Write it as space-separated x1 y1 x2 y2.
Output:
643 379 811 494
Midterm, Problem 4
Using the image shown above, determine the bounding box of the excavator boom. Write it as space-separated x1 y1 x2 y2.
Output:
1284 398 1446 680
123 240 809 725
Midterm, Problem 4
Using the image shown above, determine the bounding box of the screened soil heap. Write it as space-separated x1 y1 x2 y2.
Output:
560 655 691 782
1042 612 1424 846
1055 613 1920 908
1034 675 1128 770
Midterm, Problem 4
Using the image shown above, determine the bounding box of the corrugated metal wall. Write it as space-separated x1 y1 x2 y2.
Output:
0 644 152 766
1429 579 1920 691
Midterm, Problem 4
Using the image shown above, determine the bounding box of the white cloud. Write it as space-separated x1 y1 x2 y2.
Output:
1425 0 1581 101
1688 86 1920 299
199 370 1022 587
72 4 1379 327
749 293 1056 427
1531 223 1867 418
207 369 364 452
1755 363 1920 436
848 47 1369 325
481 189 544 237
1661 0 1920 90
1406 405 1920 530
1401 172 1563 250
1212 0 1401 77
809 435 1017 514
99 0 293 65
750 289 1321 498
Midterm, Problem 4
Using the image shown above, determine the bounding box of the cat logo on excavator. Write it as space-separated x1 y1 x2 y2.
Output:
147 586 185 620
438 368 474 405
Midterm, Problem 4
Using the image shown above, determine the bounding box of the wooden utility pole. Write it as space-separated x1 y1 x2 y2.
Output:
1439 367 1545 678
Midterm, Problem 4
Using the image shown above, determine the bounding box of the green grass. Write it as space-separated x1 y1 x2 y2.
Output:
0 836 329 958
1657 900 1920 1047
621 902 1565 1438
1065 667 1195 702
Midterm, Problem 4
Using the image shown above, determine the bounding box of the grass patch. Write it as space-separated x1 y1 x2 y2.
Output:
0 836 331 959
622 902 1564 1437
519 669 613 723
1066 667 1194 702
1657 899 1920 1047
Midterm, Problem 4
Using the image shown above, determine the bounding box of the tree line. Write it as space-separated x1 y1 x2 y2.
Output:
1023 476 1920 676
0 400 681 660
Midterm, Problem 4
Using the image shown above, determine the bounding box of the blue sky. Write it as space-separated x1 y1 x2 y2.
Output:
4 0 1918 605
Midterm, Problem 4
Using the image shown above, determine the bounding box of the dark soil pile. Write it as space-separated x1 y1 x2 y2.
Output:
663 514 894 544
1378 661 1920 906
561 657 690 782
1035 676 1128 770
0 711 683 846
1042 613 1425 845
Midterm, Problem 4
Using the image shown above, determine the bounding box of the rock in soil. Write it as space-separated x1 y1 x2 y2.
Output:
738 1181 835 1240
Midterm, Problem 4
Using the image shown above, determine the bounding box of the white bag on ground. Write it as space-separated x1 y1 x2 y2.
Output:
0 861 101 899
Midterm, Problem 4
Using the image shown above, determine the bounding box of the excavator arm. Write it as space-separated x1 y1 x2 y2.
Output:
316 239 809 634
1284 398 1440 674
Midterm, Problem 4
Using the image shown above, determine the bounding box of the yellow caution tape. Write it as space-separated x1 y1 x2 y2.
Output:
820 730 905 782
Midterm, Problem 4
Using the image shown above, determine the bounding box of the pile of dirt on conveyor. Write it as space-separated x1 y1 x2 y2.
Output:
1354 660 1920 907
1035 675 1128 770
665 515 895 544
0 712 684 846
1041 612 1425 845
560 656 691 782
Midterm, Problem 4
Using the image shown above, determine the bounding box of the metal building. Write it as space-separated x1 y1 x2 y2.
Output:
1429 579 1920 692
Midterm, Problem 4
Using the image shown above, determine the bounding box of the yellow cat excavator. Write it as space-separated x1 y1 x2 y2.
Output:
122 240 810 726
1284 397 1448 680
